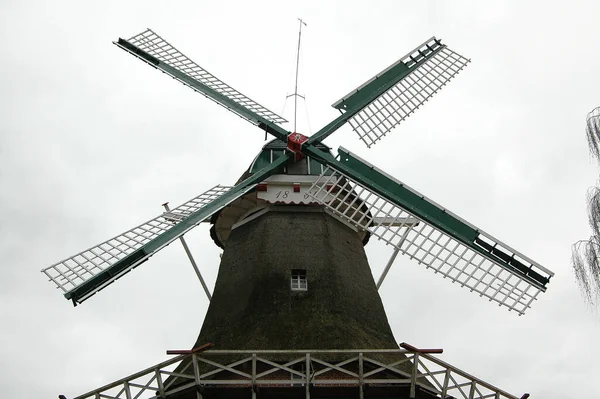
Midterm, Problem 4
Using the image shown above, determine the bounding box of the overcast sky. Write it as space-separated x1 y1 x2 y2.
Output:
1 1 600 398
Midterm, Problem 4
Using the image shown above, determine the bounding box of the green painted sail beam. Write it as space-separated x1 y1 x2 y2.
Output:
304 109 356 147
306 40 444 146
257 121 291 142
337 147 477 242
331 40 444 112
302 144 476 243
115 38 290 143
302 144 550 290
64 152 293 304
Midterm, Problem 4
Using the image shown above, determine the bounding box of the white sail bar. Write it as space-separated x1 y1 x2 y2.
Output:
117 29 287 125
41 185 233 295
332 37 470 148
307 168 544 315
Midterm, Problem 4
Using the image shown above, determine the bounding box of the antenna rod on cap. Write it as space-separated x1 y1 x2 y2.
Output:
292 18 307 132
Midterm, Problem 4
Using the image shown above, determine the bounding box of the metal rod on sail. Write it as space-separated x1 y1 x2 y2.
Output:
293 18 307 132
377 227 413 289
162 202 212 301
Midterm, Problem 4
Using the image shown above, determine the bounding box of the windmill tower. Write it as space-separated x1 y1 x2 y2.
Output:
43 28 554 399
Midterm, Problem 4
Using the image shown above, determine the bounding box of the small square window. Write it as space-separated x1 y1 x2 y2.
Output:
291 269 307 291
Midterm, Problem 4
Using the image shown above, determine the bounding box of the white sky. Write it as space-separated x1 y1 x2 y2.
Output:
1 1 599 398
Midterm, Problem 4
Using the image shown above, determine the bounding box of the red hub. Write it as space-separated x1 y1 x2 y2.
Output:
287 132 309 161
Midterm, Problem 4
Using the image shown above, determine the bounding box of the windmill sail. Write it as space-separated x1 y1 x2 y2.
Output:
42 153 290 305
115 29 287 127
331 37 469 148
42 185 247 304
304 146 553 315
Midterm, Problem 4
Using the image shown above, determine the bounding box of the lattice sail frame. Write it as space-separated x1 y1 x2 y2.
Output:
42 185 234 296
307 167 545 315
333 37 470 148
118 29 287 125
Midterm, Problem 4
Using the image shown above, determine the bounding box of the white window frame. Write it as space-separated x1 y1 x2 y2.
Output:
291 269 307 291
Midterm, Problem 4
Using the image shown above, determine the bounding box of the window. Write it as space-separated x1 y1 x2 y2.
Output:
291 269 307 291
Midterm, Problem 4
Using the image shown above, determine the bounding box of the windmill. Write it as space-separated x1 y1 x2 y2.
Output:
43 28 554 399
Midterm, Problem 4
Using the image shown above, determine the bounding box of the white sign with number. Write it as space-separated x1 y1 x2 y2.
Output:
256 176 336 205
